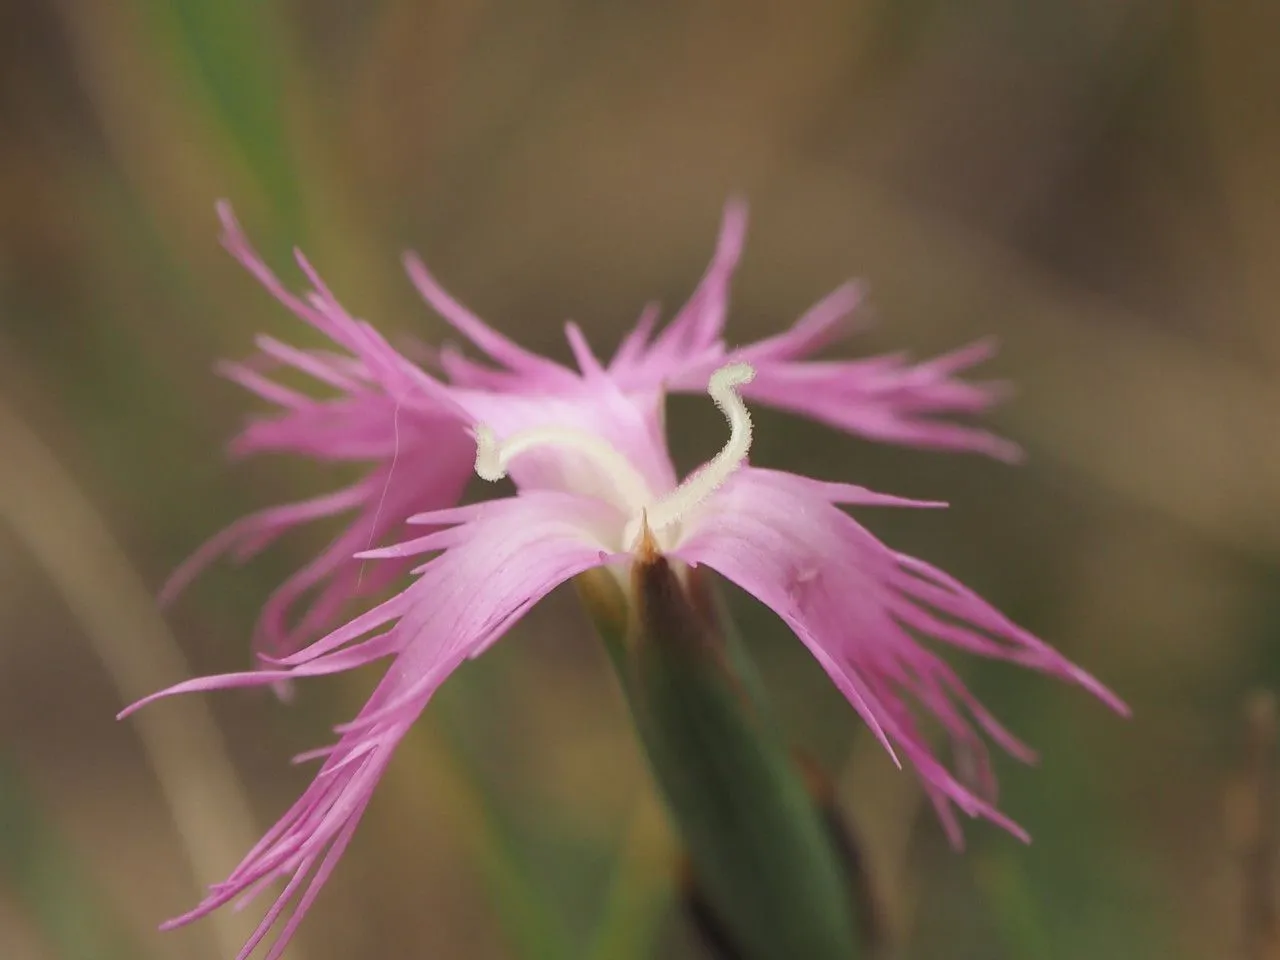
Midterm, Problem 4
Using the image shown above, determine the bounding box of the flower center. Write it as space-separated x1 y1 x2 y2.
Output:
473 361 755 550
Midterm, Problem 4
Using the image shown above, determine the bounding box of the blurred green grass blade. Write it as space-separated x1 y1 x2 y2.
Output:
582 806 673 960
473 834 574 960
975 852 1055 960
967 657 1183 960
468 789 576 960
0 756 144 960
582 873 669 960
430 697 576 960
134 0 302 234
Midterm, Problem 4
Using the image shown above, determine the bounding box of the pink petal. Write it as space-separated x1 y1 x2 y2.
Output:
402 252 575 383
253 334 362 392
738 355 1022 461
158 481 374 607
129 490 613 956
588 199 1018 461
216 202 352 347
614 200 745 378
216 360 310 410
739 467 948 510
436 345 536 391
609 302 661 369
564 322 607 379
675 466 1126 841
735 283 865 364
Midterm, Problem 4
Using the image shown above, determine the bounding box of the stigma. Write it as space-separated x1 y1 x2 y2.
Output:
474 361 756 552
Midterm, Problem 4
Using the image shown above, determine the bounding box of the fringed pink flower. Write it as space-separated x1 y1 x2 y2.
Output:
130 204 1126 958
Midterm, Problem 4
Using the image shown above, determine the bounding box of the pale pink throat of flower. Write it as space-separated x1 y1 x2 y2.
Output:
474 362 756 551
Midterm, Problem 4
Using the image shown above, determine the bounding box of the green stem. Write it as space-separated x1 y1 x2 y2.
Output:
578 559 865 960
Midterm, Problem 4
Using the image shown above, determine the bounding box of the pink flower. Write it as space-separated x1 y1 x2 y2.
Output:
129 362 1122 957
167 202 1016 665
131 204 1124 957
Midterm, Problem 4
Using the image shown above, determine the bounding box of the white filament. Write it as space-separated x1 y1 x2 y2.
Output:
474 423 653 513
638 362 754 535
474 361 755 550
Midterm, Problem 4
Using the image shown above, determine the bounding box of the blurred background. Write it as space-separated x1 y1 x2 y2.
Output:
2 1 1278 957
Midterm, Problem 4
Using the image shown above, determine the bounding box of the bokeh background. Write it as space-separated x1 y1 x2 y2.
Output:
2 2 1278 957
